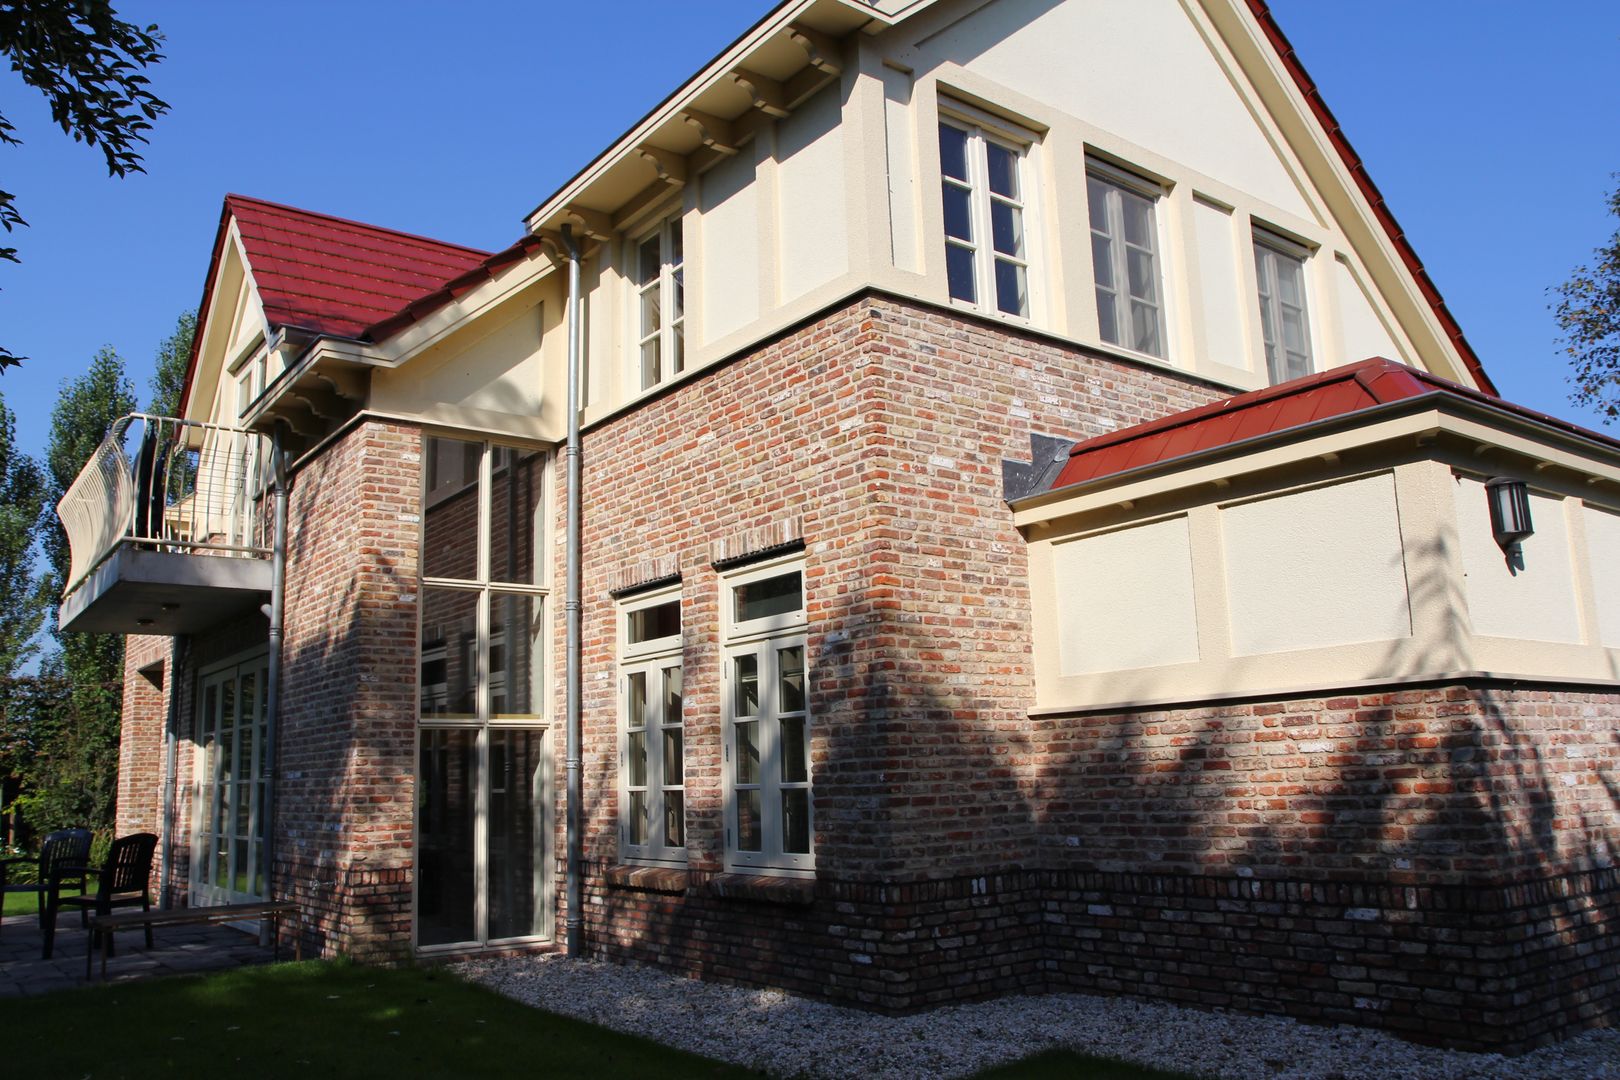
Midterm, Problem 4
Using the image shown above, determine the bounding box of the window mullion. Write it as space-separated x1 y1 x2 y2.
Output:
1109 191 1129 317
647 662 664 851
972 129 994 315
759 642 780 861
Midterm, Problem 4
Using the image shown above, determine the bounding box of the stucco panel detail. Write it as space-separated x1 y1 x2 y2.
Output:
1332 257 1405 365
1223 472 1411 656
698 149 760 343
777 84 849 303
1053 515 1198 674
1454 477 1581 645
1587 504 1620 649
1191 198 1247 371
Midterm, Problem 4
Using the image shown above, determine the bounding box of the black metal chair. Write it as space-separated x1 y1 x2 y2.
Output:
0 827 92 954
54 832 158 960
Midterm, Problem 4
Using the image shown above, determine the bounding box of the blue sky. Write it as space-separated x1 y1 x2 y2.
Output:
1 1 1615 463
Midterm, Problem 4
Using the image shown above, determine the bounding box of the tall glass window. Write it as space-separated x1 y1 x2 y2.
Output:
1088 161 1168 359
632 215 685 392
417 435 550 950
1253 230 1315 385
722 555 813 875
618 586 685 866
939 116 1032 319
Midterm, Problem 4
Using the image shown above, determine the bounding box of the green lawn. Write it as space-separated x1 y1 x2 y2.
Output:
973 1049 1200 1079
3 960 760 1079
2 957 1204 1080
3 888 40 916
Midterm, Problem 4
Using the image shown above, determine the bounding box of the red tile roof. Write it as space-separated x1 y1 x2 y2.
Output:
179 195 544 418
1246 1 1496 398
1049 359 1527 492
225 195 494 341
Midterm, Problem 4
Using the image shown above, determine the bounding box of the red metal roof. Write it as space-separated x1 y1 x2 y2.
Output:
225 195 493 341
1051 359 1478 490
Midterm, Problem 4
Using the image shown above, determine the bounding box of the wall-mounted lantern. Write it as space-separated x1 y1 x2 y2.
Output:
1485 476 1534 560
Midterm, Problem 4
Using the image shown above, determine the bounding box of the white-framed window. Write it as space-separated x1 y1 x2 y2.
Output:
938 114 1032 319
618 585 685 865
631 215 685 392
1087 159 1168 359
721 553 812 875
1253 228 1314 385
417 434 551 951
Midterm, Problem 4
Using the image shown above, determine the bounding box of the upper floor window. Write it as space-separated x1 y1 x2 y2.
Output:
619 586 685 866
939 117 1031 319
421 436 546 588
722 554 812 874
1087 161 1167 359
233 350 269 418
632 216 685 392
1253 229 1314 384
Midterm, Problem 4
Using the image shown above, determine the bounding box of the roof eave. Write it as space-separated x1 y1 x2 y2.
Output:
520 0 881 234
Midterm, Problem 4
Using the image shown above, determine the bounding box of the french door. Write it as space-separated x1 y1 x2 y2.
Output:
191 650 270 906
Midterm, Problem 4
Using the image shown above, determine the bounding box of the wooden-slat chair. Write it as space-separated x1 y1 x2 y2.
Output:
0 827 92 956
51 832 157 960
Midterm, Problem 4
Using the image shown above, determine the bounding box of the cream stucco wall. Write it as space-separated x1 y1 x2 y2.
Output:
1587 505 1620 650
1222 473 1411 656
535 0 1487 432
776 82 850 303
1052 514 1199 674
185 0 1488 457
369 298 549 438
1022 407 1620 712
1452 477 1583 646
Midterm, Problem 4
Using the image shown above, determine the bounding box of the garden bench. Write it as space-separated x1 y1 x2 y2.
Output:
86 899 302 979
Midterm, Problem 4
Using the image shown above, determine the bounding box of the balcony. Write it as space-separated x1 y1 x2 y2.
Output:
57 415 274 635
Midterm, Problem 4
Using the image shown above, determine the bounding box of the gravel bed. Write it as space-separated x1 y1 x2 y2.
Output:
456 954 1620 1079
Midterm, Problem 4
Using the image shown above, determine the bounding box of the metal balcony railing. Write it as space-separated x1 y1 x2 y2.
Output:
57 414 274 595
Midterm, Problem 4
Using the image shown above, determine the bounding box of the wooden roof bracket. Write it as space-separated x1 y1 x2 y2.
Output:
681 109 740 156
730 68 792 119
635 145 688 188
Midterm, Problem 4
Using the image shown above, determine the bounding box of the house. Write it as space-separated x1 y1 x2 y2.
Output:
58 0 1620 1054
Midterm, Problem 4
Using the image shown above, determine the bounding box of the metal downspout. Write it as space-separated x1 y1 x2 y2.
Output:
158 636 188 906
563 225 584 956
261 438 289 911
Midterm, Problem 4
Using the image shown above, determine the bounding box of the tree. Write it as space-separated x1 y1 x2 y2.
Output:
20 345 137 835
0 392 46 679
1556 179 1620 424
0 1 169 370
0 390 47 845
147 309 193 418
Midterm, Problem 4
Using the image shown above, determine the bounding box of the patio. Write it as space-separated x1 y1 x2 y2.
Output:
0 909 275 997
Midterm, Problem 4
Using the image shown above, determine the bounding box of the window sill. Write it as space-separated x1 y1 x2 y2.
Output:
707 872 816 906
604 864 689 894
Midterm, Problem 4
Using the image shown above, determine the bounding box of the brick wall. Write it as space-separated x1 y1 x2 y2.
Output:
562 294 1620 1052
113 292 1620 1052
116 634 170 841
278 419 422 960
565 293 1226 900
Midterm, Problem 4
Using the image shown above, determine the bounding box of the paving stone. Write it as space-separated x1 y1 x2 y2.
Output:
0 912 278 996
